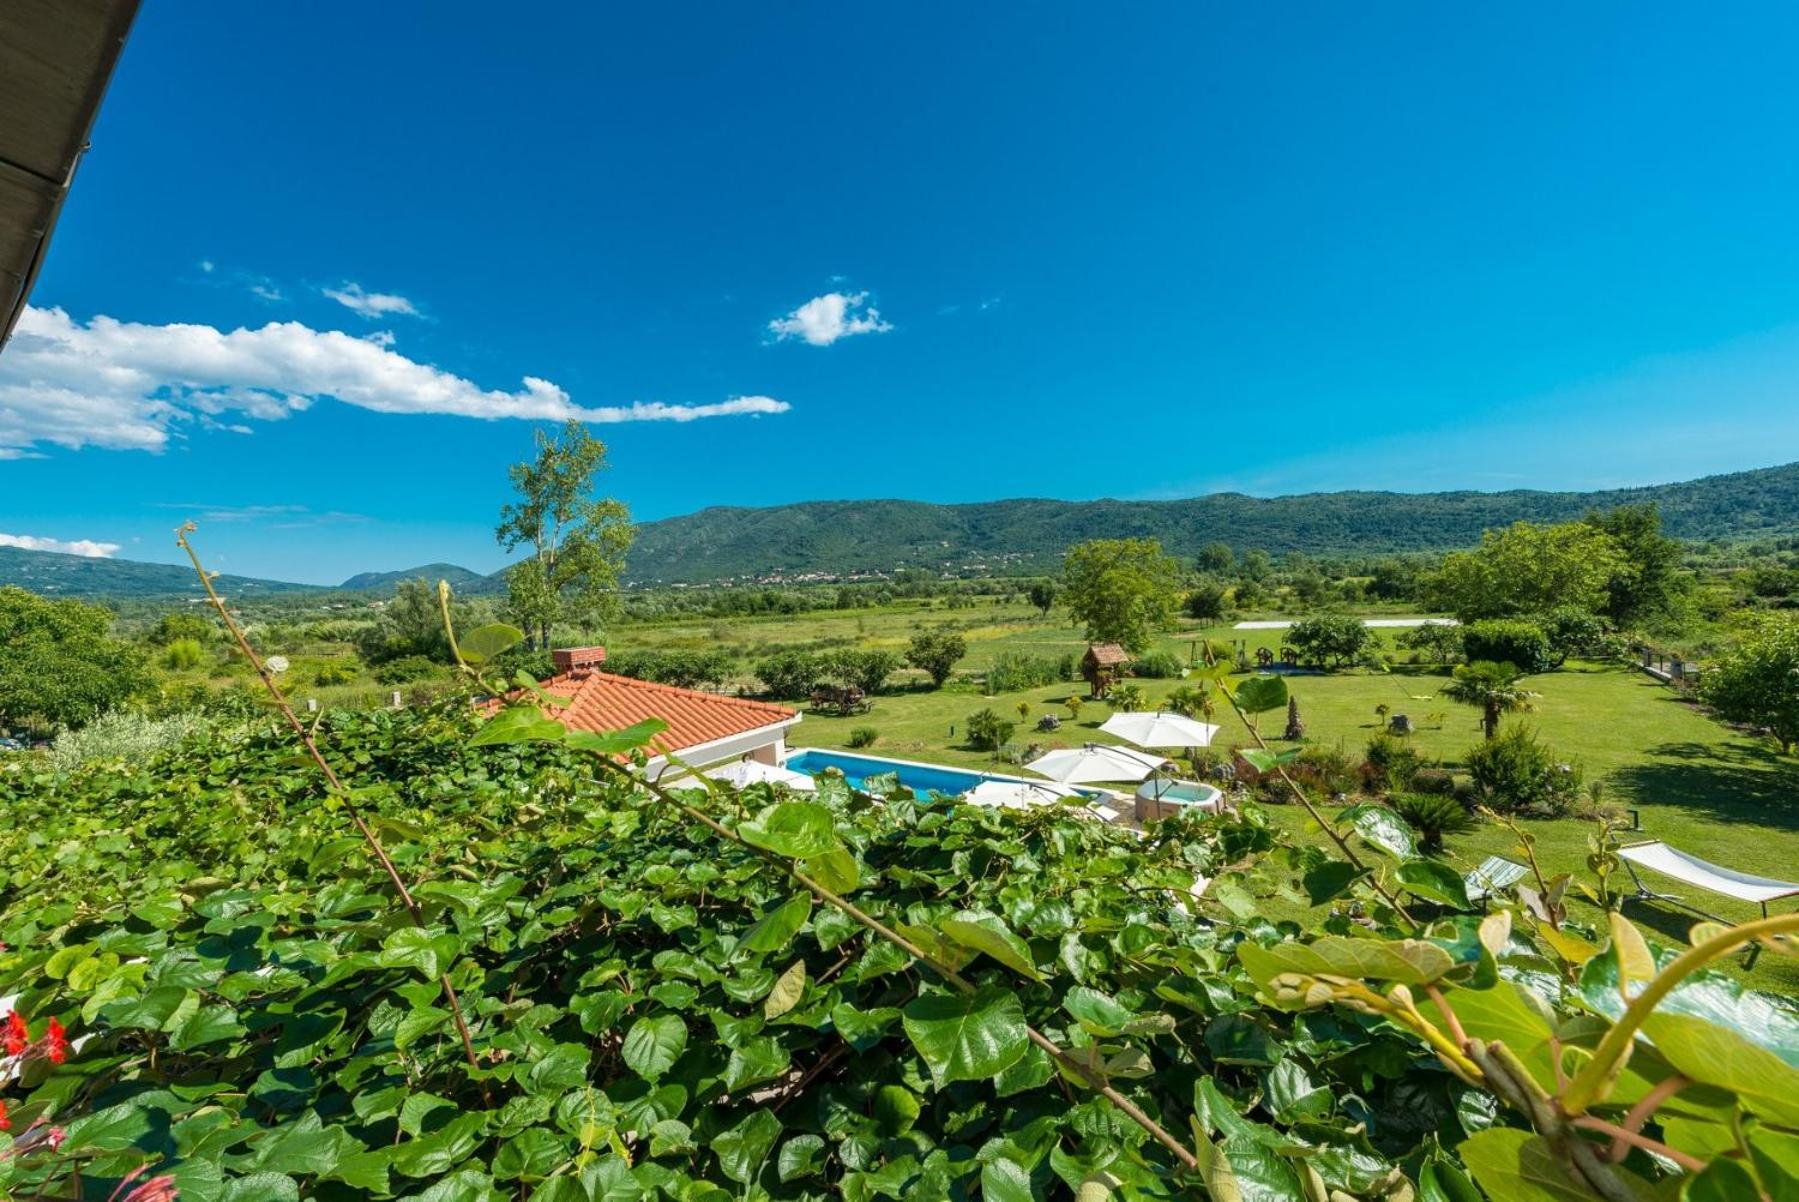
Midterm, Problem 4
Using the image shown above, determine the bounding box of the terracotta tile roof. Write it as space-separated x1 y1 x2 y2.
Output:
1083 643 1131 665
520 669 798 757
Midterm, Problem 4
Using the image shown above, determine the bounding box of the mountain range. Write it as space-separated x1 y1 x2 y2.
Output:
622 460 1799 582
4 461 1797 598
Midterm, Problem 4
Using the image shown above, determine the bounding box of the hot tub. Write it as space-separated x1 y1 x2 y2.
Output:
1135 779 1224 823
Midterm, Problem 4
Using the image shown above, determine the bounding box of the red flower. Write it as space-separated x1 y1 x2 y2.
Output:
120 1176 178 1202
0 1099 10 1131
3 1011 25 1057
45 1017 66 1065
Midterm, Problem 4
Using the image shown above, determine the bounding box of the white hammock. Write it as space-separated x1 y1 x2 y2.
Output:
1618 841 1799 906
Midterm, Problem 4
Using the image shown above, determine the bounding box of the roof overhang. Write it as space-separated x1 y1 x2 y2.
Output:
0 0 140 349
643 714 803 781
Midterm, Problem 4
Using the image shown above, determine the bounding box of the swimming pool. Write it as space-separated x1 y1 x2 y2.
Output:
783 748 989 796
782 748 1103 801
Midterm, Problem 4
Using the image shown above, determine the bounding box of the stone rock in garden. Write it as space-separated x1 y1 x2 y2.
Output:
1389 714 1414 735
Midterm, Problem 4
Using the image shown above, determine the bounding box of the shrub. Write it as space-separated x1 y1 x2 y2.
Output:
1536 606 1608 666
145 611 215 646
1287 614 1373 669
905 629 967 687
755 650 824 699
373 655 440 685
1388 792 1475 851
606 648 739 690
1464 725 1583 816
161 637 205 670
404 678 458 707
1399 622 1463 665
49 710 214 773
1462 619 1554 675
197 683 265 719
847 726 879 748
824 648 901 695
1248 744 1359 803
1410 767 1457 795
986 652 1060 693
1131 650 1185 679
965 707 1016 751
1056 652 1078 682
313 660 359 687
1363 732 1422 792
1184 581 1228 621
0 587 151 731
488 646 552 682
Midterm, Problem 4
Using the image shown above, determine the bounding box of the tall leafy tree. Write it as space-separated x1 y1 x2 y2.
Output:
1700 612 1799 753
0 587 149 731
1196 541 1236 573
496 420 634 649
1585 503 1683 626
1428 521 1623 621
356 578 468 662
1061 538 1181 652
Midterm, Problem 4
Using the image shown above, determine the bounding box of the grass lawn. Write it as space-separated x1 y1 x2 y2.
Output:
620 603 1799 990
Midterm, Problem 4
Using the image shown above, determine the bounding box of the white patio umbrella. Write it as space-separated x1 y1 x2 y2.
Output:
1099 710 1220 750
695 759 817 792
964 778 1086 809
1024 743 1167 785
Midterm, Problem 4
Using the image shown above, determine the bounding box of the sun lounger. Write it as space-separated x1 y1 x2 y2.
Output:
1618 840 1799 967
1464 855 1529 905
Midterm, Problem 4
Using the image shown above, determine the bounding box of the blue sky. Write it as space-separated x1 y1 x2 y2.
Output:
6 4 1799 584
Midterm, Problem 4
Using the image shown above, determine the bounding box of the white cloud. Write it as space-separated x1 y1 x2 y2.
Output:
324 282 421 319
0 306 793 457
198 259 215 274
0 533 121 558
767 291 892 346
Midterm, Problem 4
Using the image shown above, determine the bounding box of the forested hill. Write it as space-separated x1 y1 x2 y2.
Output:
339 563 500 592
0 546 319 598
625 461 1799 582
6 461 1797 597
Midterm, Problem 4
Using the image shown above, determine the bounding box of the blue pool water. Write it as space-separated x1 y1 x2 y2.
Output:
782 749 1107 802
783 749 987 796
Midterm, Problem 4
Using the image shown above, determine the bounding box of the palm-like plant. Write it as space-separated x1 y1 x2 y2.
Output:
1109 683 1148 713
1440 660 1539 740
1165 685 1214 721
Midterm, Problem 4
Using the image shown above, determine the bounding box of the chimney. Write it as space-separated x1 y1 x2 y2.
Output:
552 646 607 674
